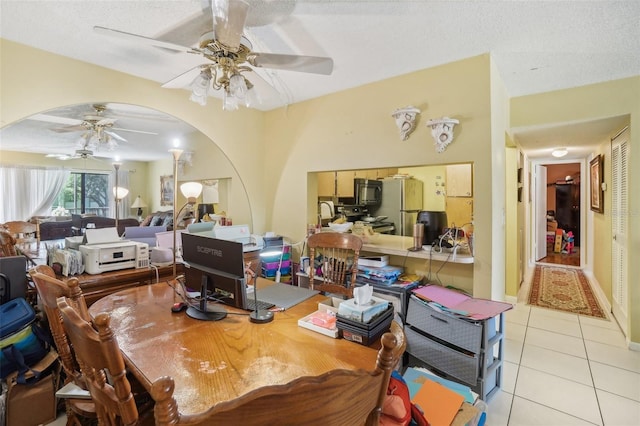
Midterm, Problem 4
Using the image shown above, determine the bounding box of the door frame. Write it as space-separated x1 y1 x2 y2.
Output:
529 158 587 268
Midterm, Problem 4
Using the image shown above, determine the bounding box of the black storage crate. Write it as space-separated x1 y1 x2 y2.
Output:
336 304 394 346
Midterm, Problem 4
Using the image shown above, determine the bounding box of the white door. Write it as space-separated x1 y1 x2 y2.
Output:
611 128 629 335
535 165 548 261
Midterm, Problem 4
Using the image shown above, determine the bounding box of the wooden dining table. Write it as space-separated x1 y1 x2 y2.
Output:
89 279 380 416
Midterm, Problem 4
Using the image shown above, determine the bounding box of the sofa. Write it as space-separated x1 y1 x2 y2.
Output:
36 215 139 241
140 211 174 231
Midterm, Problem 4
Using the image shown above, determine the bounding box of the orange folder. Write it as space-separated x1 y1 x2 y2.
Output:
411 379 464 426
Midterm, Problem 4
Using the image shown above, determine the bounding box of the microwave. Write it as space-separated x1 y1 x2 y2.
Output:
354 178 382 206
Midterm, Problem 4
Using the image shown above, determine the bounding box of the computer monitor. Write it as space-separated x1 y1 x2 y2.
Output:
0 256 28 304
181 233 247 320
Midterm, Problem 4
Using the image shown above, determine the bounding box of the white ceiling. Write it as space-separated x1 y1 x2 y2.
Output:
1 0 638 162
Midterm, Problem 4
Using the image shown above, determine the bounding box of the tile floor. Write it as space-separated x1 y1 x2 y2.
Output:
487 301 640 425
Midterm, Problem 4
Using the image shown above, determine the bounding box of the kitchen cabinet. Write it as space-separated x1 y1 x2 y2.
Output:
446 197 473 227
317 171 335 197
336 171 356 197
446 164 473 197
318 168 399 197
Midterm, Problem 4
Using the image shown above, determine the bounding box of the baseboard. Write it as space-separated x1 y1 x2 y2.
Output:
581 269 612 315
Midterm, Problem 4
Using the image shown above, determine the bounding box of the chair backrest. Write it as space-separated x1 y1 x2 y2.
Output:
29 271 89 388
57 299 139 426
0 230 19 257
150 324 402 426
307 232 363 298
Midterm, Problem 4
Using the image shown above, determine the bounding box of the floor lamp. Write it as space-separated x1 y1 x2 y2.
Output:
169 148 203 278
113 162 129 234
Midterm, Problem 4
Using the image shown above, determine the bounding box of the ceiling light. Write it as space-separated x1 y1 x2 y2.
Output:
552 148 568 158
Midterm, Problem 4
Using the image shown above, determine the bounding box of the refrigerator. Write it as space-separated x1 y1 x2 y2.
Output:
372 178 424 236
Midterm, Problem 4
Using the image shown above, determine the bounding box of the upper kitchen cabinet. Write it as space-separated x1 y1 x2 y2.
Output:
320 168 398 198
446 164 473 197
336 171 356 197
318 171 336 197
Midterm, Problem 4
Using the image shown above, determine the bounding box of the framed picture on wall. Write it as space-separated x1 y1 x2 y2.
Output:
161 175 174 206
589 155 604 213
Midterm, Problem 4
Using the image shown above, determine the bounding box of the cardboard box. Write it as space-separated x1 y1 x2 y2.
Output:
318 296 344 314
338 295 390 323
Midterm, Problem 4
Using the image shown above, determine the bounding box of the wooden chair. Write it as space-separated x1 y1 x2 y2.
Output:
57 299 154 426
0 230 19 257
307 232 363 298
150 322 404 426
29 270 96 426
3 220 38 252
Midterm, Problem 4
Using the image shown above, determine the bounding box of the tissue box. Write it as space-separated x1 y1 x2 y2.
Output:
337 295 390 323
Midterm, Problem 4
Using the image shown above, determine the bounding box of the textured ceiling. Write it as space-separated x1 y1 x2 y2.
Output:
1 0 638 161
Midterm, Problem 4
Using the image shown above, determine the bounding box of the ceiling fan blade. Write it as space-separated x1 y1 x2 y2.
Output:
153 4 213 48
46 153 72 160
212 0 249 51
104 130 127 143
93 26 197 54
28 113 82 126
111 126 158 136
248 53 334 75
162 65 204 89
51 125 87 133
96 118 117 126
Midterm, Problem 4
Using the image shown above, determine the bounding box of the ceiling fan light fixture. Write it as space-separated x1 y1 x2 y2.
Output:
228 73 247 99
223 90 239 111
189 70 213 106
552 148 568 158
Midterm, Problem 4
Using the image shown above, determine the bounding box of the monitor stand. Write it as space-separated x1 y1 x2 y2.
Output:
186 275 227 321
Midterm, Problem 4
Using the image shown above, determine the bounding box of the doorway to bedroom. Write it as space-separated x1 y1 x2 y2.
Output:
537 162 582 267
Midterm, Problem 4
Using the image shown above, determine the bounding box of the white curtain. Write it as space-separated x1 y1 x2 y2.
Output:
108 169 131 219
0 166 70 222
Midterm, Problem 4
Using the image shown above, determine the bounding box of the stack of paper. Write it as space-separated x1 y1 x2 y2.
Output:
403 367 480 426
412 285 513 320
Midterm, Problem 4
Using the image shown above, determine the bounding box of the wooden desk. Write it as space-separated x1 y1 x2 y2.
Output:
62 264 181 306
89 280 379 416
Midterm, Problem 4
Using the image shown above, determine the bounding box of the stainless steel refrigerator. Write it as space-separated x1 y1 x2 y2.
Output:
372 178 424 236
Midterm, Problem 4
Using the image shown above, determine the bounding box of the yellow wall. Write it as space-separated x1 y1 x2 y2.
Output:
511 76 639 343
0 39 258 230
263 54 498 298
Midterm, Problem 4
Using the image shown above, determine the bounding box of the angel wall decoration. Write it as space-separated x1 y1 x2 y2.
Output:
391 106 421 141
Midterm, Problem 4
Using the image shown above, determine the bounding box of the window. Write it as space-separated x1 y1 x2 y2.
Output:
52 172 110 216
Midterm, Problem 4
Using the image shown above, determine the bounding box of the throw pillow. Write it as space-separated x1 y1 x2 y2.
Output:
161 216 173 229
150 216 164 227
140 215 153 227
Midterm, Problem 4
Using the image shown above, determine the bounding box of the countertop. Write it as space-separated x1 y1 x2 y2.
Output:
360 234 474 264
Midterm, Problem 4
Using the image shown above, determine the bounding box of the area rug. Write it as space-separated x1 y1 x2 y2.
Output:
528 265 606 318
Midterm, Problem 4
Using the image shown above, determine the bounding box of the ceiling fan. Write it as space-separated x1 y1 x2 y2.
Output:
30 104 158 151
46 148 101 161
94 0 333 110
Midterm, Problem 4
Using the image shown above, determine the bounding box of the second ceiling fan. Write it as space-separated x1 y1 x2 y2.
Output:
94 0 334 110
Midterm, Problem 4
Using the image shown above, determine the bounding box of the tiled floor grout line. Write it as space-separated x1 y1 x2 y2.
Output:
505 305 533 425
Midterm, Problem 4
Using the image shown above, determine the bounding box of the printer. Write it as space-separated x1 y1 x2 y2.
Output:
187 223 264 252
79 228 149 275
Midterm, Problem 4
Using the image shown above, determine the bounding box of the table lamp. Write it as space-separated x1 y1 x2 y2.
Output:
131 196 147 221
